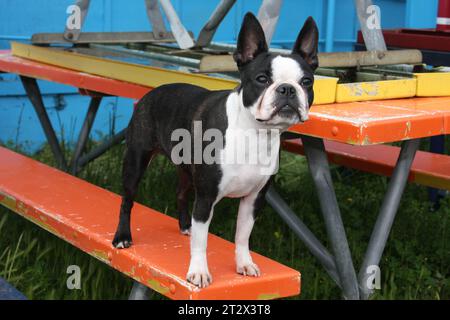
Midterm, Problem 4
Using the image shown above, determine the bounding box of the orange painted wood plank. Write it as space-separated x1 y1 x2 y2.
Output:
290 98 450 145
2 51 450 145
0 147 300 300
0 51 150 99
282 139 450 191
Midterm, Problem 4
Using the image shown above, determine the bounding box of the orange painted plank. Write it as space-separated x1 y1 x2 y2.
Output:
290 98 450 145
282 139 450 191
0 147 300 300
0 51 150 99
2 51 450 145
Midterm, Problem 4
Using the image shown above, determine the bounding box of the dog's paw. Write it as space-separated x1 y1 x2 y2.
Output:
178 220 191 236
237 262 260 277
186 270 212 288
180 227 191 236
112 232 133 249
186 260 212 288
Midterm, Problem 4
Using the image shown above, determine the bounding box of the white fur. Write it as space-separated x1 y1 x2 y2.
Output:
218 92 278 199
271 55 304 83
235 192 260 276
187 214 214 288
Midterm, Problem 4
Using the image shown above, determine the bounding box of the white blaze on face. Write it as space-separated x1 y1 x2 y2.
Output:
251 55 309 125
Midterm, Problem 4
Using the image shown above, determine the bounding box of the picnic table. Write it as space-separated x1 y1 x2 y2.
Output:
1 50 450 299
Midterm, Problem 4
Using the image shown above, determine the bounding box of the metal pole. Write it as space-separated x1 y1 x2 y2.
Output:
128 281 150 300
266 186 342 288
325 0 336 52
257 0 283 46
64 0 90 42
20 76 68 171
196 0 237 48
354 0 387 51
145 0 168 39
158 0 194 49
76 129 127 171
358 138 420 299
91 44 200 68
301 135 360 300
70 97 102 174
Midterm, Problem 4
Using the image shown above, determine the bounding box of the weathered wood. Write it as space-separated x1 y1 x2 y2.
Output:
32 32 180 44
199 50 423 72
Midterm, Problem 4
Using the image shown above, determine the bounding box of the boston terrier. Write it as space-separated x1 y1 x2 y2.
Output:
112 12 318 288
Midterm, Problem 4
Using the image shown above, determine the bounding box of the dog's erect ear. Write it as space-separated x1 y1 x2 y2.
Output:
233 12 268 68
292 16 319 70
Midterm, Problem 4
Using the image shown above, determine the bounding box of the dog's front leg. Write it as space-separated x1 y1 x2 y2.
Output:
235 192 260 277
235 183 270 277
186 196 216 288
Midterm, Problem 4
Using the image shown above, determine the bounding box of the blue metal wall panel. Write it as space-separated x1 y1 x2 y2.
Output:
0 0 440 50
0 94 134 152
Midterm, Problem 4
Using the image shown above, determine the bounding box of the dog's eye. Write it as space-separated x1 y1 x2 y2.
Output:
300 77 313 87
256 74 269 84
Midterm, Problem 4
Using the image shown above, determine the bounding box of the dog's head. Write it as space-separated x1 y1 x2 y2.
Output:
233 12 318 127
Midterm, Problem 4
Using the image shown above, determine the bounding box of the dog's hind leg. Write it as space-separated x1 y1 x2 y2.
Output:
112 145 155 248
176 168 193 235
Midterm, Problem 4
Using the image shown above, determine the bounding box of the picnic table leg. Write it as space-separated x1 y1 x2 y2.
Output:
18 76 124 175
20 76 68 171
128 281 150 300
75 128 127 173
300 135 360 300
70 96 102 174
358 138 420 299
266 186 342 289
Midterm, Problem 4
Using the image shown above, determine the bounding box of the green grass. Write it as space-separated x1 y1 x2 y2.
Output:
0 141 449 299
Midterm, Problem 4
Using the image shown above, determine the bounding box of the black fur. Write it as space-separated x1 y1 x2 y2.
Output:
112 84 230 247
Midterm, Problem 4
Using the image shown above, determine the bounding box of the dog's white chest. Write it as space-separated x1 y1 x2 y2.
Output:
218 93 280 199
219 162 272 198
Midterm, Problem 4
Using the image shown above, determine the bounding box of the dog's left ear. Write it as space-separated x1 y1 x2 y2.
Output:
233 12 268 68
292 16 319 70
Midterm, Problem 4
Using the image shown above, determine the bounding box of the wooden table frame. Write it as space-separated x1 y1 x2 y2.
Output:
1 51 449 299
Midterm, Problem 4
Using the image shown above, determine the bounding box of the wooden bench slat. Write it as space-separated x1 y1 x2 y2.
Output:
0 147 300 300
282 139 450 191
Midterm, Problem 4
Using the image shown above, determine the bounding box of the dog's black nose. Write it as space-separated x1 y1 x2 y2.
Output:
276 84 296 98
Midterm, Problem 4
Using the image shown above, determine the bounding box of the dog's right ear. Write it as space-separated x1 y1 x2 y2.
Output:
233 12 268 68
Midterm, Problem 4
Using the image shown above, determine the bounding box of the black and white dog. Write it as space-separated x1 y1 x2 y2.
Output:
112 12 318 288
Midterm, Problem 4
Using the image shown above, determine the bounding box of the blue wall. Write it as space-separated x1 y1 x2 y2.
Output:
0 0 439 152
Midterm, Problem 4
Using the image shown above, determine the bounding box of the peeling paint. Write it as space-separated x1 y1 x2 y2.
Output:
258 293 280 300
405 120 412 137
147 279 170 295
344 82 379 97
90 250 111 264
362 135 372 146
0 193 16 210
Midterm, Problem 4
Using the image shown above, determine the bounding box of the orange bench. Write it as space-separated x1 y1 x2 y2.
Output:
282 138 450 191
0 147 300 300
